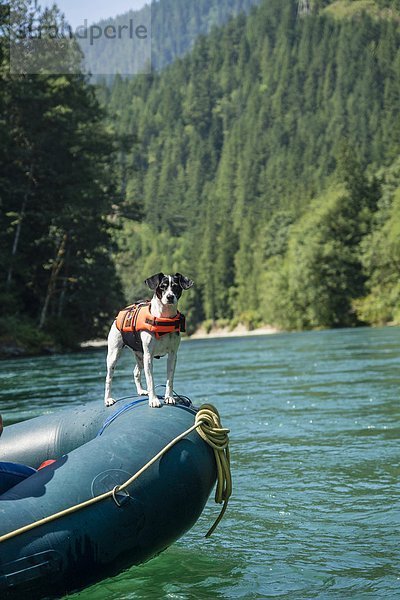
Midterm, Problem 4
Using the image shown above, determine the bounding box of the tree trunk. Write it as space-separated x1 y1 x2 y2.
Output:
57 245 71 319
39 233 67 330
6 192 28 291
6 161 35 291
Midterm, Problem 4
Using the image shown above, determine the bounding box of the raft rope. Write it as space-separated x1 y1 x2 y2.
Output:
0 404 231 544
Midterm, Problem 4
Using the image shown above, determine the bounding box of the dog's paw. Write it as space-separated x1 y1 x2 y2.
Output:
138 388 149 396
164 396 176 405
105 397 116 407
149 397 163 408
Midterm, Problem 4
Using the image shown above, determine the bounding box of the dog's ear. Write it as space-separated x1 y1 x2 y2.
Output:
176 273 194 290
145 273 165 290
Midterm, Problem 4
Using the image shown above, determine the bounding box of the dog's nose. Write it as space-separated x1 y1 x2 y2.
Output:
166 294 175 303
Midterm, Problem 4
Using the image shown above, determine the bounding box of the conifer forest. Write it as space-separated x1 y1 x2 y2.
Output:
1 0 400 354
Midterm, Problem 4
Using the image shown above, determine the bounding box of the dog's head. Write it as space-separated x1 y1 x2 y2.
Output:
145 273 194 306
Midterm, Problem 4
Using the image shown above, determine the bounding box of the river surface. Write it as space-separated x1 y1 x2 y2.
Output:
0 327 399 599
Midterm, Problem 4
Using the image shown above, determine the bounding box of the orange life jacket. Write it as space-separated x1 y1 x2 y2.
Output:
115 301 186 352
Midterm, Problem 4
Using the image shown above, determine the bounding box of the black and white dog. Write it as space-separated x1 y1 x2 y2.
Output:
104 273 194 408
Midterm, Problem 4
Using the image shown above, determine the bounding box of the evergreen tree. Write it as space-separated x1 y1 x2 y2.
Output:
0 2 124 348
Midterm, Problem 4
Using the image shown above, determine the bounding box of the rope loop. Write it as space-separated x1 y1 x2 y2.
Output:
111 485 121 506
111 485 130 507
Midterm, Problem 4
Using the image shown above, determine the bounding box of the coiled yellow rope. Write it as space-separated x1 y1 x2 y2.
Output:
0 404 231 544
194 404 232 537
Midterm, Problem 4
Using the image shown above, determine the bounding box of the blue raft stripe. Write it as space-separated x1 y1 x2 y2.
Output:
97 398 148 436
98 397 197 437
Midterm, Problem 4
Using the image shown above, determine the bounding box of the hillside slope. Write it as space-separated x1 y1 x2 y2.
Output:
80 0 400 79
80 0 261 79
96 0 400 331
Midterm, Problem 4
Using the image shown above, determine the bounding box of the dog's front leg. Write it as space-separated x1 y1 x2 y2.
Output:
133 352 148 396
143 350 161 407
164 351 177 404
104 324 124 407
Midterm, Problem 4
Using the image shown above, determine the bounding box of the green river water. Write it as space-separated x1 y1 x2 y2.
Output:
0 326 399 599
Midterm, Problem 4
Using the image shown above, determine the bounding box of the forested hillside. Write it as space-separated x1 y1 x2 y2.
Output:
81 0 261 79
96 0 400 332
0 1 124 355
83 0 400 79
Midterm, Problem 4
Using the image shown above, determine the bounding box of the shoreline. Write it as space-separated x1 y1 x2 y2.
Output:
187 324 281 340
80 323 281 349
0 324 281 358
2 323 398 358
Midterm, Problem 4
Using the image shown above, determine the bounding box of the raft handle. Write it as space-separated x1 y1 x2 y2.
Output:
111 485 131 507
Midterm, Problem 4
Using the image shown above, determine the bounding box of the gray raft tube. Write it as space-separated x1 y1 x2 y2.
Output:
0 398 217 599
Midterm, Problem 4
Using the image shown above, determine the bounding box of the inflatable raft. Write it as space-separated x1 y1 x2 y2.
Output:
0 398 226 599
